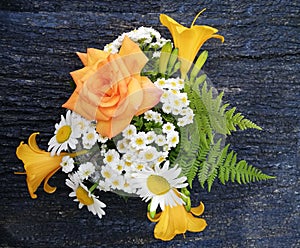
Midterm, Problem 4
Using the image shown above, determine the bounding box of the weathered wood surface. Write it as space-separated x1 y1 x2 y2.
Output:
0 0 299 247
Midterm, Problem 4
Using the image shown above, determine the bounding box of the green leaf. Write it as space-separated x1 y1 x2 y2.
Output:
190 50 208 82
159 42 172 75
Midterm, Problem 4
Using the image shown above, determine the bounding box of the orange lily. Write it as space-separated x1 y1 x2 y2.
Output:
160 9 224 78
147 201 207 241
15 132 71 199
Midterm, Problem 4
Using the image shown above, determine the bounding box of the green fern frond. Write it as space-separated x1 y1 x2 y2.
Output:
198 139 224 189
225 107 262 134
218 148 275 185
172 73 271 191
206 144 230 191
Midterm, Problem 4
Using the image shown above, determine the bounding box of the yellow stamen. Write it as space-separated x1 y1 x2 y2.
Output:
145 153 154 160
56 125 72 143
190 8 206 27
106 155 113 163
147 175 170 195
76 186 94 205
125 161 132 167
103 171 111 178
87 133 94 140
135 138 144 146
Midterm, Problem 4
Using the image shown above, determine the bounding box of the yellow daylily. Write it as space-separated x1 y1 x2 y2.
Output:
147 201 207 241
15 132 72 199
160 9 224 78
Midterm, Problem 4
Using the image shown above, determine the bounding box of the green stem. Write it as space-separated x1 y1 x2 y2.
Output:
89 182 99 194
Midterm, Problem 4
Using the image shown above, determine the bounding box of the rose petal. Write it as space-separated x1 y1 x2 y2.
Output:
135 76 163 116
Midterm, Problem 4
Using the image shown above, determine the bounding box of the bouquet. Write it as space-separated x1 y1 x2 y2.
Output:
15 9 274 241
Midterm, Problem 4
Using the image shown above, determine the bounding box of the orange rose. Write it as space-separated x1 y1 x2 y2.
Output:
63 36 163 138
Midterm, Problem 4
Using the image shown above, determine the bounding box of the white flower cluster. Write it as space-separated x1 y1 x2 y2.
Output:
155 77 194 126
48 111 104 177
104 26 170 56
94 115 180 194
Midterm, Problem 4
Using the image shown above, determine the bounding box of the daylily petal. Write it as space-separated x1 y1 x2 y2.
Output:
191 201 205 216
16 133 71 199
160 12 224 78
148 201 207 241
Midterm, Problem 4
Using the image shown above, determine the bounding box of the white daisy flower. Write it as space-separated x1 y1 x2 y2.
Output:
122 124 137 139
160 91 170 103
162 122 176 133
144 110 154 121
103 149 120 166
66 173 106 219
162 103 172 114
172 108 180 116
155 134 167 146
97 180 111 192
122 153 134 163
166 77 184 90
178 118 187 127
122 176 136 194
132 161 188 212
72 112 92 135
134 162 146 171
156 152 168 164
117 138 130 153
60 155 75 173
78 162 95 180
167 131 180 148
145 131 156 144
110 160 125 174
179 93 189 106
172 97 185 110
48 110 80 156
152 112 163 124
155 78 167 89
130 132 147 149
101 166 114 180
82 128 98 149
110 175 125 190
139 146 159 162
123 159 134 172
170 89 180 95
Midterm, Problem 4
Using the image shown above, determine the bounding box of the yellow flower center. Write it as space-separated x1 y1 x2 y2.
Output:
103 171 111 179
56 125 72 143
76 186 94 205
106 155 113 163
135 138 144 146
136 164 144 170
127 129 133 135
147 175 170 195
171 136 178 143
125 161 132 167
87 133 94 140
145 153 154 160
158 156 166 163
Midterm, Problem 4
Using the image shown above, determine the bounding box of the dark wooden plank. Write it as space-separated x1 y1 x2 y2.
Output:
0 0 299 247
